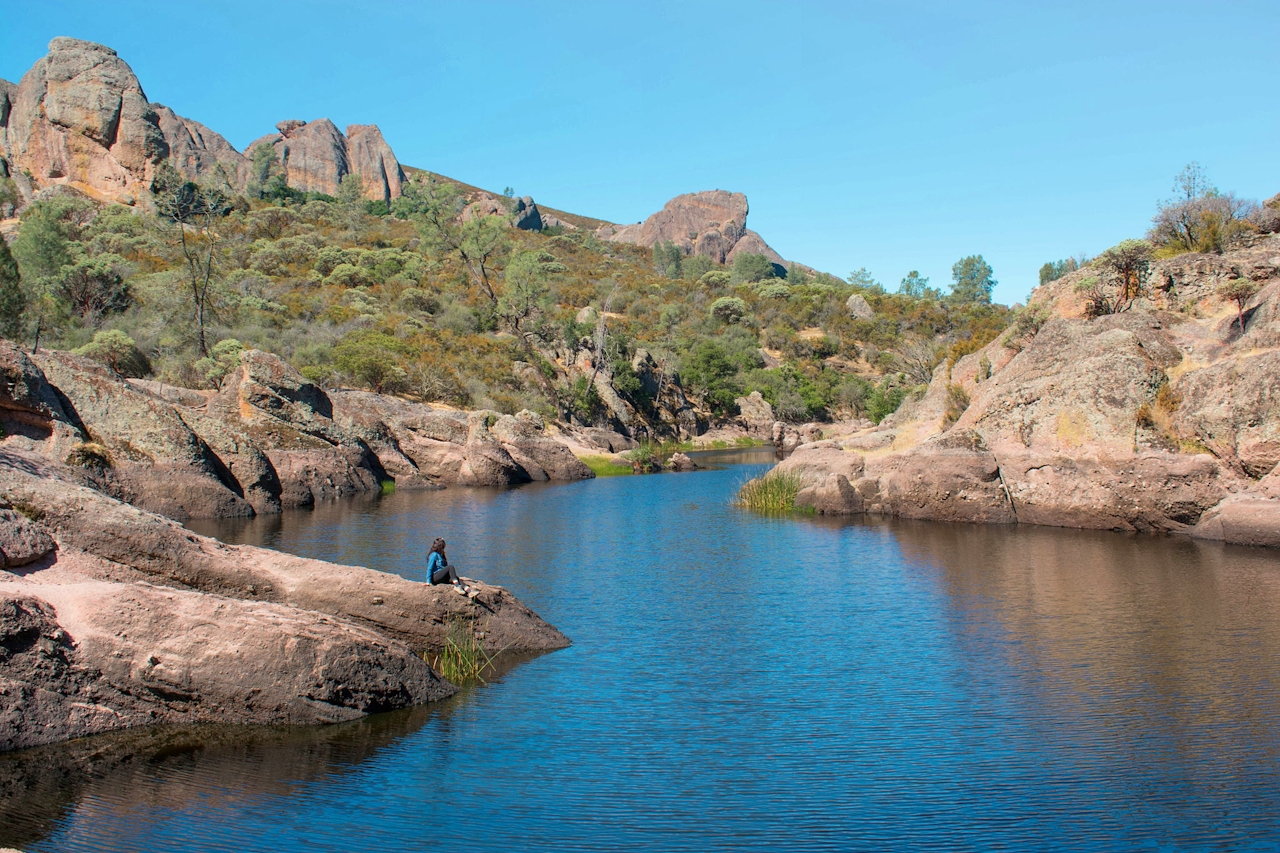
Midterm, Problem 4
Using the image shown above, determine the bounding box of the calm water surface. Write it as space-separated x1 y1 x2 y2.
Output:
5 449 1280 852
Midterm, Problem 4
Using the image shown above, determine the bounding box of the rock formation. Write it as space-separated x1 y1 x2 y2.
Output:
0 38 410 207
345 123 404 203
0 38 167 204
597 190 784 265
0 341 593 522
0 447 570 752
153 103 249 188
756 232 1280 549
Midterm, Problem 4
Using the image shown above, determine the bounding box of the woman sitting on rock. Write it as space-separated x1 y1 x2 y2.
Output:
427 538 472 595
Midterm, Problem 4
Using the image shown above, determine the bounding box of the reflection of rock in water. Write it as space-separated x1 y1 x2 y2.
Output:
0 706 429 850
0 648 548 851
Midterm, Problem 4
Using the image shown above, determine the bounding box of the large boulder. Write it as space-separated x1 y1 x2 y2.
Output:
735 391 774 437
599 190 785 265
1 38 167 204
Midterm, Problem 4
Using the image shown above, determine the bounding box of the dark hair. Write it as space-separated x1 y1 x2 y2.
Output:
429 538 446 556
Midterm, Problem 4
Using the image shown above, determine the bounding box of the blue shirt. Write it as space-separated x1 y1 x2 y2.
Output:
427 551 447 581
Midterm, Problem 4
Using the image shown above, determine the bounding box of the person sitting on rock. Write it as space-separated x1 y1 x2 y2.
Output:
427 538 472 595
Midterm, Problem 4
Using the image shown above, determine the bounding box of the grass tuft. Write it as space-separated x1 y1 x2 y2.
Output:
579 455 634 476
735 469 810 513
426 617 498 685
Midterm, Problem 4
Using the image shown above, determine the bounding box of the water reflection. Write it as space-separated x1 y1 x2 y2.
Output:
9 456 1280 851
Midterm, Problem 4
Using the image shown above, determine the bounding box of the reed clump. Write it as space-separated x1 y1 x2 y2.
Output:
736 469 809 513
426 617 498 684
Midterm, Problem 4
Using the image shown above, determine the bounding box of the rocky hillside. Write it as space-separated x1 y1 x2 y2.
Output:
759 231 1280 548
596 190 787 266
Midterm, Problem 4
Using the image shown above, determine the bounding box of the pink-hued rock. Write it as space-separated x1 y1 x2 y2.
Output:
154 103 249 188
346 123 404 204
599 190 787 265
1 38 167 203
271 118 349 197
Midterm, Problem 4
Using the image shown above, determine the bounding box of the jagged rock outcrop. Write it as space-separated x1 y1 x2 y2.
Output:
1 341 592 521
0 447 571 752
345 123 405 203
153 104 249 188
0 38 167 204
763 232 1280 548
599 190 758 263
0 39 411 207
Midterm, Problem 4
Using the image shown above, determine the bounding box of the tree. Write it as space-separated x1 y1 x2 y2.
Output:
731 252 776 284
1218 278 1261 333
1149 162 1256 254
709 296 748 324
898 270 939 300
0 238 24 340
949 255 996 304
405 177 510 303
74 329 144 375
1095 239 1153 305
847 267 883 292
333 330 412 393
680 340 741 416
499 250 565 416
1038 258 1079 286
193 338 244 389
153 166 233 356
10 197 91 350
55 251 130 324
652 241 682 278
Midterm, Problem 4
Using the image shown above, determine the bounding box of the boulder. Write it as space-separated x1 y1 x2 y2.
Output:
846 293 874 320
511 196 542 231
0 509 55 568
600 190 785 265
735 391 774 437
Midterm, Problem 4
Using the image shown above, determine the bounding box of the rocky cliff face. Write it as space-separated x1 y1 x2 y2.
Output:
153 103 249 188
597 190 784 265
0 341 592 522
0 38 167 204
763 232 1280 549
0 38 409 206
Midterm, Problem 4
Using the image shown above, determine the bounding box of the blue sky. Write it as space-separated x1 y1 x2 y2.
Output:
3 0 1277 304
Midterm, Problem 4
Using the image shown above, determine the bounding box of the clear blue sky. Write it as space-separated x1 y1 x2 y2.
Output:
3 0 1277 304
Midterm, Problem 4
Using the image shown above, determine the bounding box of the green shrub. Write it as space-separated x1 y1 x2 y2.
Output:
736 469 810 513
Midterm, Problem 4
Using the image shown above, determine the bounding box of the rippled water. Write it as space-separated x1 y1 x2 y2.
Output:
6 449 1280 852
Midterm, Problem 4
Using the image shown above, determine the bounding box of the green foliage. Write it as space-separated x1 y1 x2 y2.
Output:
652 241 682 278
426 617 498 685
680 340 744 416
949 255 996 304
1002 304 1049 351
898 270 939 300
699 270 731 288
74 329 149 376
730 252 776 284
1149 162 1256 256
709 296 748 324
333 330 412 393
564 375 603 424
847 267 883 292
736 469 809 513
0 238 24 339
193 338 244 389
1095 239 1152 304
866 379 908 424
1038 257 1079 285
580 455 634 476
1218 277 1262 332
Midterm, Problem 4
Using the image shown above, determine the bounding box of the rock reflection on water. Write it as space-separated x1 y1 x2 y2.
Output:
12 456 1280 851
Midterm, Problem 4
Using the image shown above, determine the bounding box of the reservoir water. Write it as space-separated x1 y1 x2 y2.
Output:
4 448 1280 851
